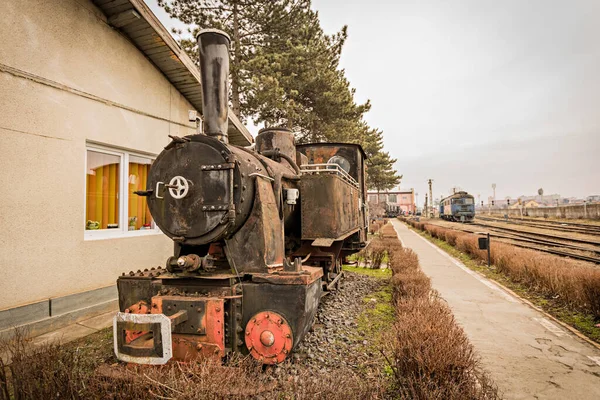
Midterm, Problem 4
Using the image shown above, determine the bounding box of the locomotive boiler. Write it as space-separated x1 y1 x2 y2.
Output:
113 29 368 365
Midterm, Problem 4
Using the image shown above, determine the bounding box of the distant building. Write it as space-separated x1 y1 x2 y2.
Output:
587 195 600 203
524 200 541 208
367 189 415 214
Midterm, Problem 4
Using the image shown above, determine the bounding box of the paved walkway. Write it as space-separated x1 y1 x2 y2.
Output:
391 220 600 400
32 311 114 346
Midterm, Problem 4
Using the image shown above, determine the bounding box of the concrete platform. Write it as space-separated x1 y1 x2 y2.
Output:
31 311 114 346
391 220 600 400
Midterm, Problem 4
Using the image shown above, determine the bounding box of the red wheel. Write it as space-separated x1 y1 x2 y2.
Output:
244 311 293 364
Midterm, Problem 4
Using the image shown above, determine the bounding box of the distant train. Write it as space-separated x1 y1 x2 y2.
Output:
439 191 475 222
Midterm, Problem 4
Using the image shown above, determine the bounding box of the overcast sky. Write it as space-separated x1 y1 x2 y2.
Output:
146 0 600 204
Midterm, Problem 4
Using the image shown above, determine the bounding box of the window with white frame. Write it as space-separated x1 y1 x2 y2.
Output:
85 144 159 239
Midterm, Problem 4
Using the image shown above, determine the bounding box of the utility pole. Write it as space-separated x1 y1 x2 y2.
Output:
415 192 419 213
428 179 434 218
425 194 428 218
492 183 496 204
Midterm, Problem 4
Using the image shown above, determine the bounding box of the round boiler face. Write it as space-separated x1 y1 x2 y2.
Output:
146 136 239 243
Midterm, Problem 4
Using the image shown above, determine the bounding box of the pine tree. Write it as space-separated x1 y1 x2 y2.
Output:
159 0 310 118
359 125 402 191
159 0 401 189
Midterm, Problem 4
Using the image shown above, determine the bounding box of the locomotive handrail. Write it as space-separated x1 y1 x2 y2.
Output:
299 163 359 188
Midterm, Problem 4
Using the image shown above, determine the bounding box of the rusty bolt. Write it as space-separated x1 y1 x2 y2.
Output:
121 272 125 276
196 343 203 350
283 349 288 354
129 271 135 276
214 349 219 355
246 331 250 336
278 318 283 324
242 185 246 191
152 303 157 309
144 268 148 272
285 333 291 338
265 313 270 319
237 339 244 346
216 307 221 312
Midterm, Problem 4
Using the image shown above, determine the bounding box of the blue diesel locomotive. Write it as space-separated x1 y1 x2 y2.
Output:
439 191 475 222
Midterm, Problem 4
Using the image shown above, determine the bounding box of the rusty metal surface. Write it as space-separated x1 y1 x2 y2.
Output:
250 266 323 285
256 128 297 172
300 174 360 240
152 295 226 360
225 177 285 272
245 311 293 364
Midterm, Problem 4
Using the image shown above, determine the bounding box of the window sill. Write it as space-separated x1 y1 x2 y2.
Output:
84 229 163 241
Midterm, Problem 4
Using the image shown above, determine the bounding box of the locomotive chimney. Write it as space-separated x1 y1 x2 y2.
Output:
197 29 231 143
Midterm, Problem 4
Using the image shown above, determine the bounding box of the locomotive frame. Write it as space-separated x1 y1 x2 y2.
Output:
112 29 368 365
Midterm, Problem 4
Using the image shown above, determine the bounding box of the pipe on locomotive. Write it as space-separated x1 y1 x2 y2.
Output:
197 29 231 143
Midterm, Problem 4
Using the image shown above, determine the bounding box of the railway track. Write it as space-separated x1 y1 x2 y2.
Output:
471 221 600 247
426 219 600 264
476 215 600 236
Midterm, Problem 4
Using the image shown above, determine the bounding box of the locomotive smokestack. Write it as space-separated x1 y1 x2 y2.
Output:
197 29 231 143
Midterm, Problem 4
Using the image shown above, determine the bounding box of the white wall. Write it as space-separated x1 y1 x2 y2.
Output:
0 0 197 309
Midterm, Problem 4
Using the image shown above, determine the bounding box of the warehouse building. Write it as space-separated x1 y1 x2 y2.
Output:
0 0 252 337
367 189 416 215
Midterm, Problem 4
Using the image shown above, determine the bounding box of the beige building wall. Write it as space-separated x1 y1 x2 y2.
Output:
0 0 197 310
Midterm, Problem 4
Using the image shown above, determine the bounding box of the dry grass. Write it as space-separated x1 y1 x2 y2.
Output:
404 218 600 319
0 332 385 400
3 222 498 399
375 224 499 399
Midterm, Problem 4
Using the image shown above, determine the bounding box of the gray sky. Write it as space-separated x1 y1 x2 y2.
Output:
146 0 599 204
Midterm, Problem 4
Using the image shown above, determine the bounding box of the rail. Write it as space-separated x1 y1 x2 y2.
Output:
300 163 359 188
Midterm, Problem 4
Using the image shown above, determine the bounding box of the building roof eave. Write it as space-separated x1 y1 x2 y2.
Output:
91 0 253 146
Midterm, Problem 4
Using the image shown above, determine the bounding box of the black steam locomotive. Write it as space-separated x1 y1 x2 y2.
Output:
113 29 368 365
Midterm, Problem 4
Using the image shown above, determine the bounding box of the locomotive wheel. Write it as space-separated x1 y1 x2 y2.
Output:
244 311 293 364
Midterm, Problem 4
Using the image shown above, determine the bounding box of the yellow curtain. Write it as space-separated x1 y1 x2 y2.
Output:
86 164 119 229
128 163 151 230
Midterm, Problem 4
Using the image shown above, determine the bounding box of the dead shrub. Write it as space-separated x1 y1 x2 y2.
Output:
384 234 498 399
391 272 430 300
388 294 498 399
389 247 419 275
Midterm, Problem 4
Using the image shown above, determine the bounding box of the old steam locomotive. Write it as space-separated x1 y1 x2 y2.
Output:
113 29 368 365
